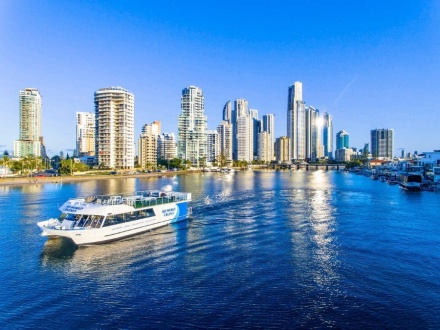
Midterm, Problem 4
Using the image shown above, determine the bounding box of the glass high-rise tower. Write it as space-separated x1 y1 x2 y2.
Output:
287 82 306 160
336 130 349 150
323 112 333 159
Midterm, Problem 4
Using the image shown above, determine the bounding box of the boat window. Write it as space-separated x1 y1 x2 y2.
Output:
139 208 155 218
89 215 104 228
127 211 138 221
103 215 114 227
114 214 125 224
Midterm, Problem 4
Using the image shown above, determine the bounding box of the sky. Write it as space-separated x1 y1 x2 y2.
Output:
1 0 439 157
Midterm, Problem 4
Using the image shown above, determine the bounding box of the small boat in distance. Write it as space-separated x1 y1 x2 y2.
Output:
37 190 192 245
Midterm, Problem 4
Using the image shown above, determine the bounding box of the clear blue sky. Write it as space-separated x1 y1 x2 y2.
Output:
1 1 439 156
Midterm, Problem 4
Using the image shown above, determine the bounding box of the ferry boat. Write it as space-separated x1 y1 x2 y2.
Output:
37 190 192 245
399 174 422 191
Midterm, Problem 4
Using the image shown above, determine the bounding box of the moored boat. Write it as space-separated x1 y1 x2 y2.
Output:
399 174 422 191
37 190 192 245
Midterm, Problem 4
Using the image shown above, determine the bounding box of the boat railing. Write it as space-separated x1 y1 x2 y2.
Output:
73 191 191 209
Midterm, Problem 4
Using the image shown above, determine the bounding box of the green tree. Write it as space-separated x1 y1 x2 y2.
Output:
199 157 207 169
217 154 227 167
169 158 183 169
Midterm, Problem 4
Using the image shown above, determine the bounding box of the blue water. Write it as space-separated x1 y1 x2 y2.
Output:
0 171 439 329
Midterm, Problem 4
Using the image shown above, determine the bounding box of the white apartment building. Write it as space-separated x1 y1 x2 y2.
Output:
14 88 42 157
177 86 207 166
157 133 177 160
217 120 233 164
236 114 253 162
262 114 275 161
76 112 95 157
94 87 134 169
206 130 220 164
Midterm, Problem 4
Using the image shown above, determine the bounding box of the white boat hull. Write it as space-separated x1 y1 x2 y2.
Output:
38 201 190 245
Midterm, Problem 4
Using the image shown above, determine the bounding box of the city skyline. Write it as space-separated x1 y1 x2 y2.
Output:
1 2 440 155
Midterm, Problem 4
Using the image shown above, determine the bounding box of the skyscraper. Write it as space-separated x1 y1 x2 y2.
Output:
94 87 135 169
222 101 232 123
336 130 349 150
305 106 323 161
371 128 394 158
14 88 42 157
234 99 253 162
262 114 275 161
250 109 259 159
217 120 233 165
322 112 333 159
287 82 306 160
76 112 95 157
177 86 207 165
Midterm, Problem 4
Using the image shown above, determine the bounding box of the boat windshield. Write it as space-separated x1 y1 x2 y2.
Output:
59 213 105 228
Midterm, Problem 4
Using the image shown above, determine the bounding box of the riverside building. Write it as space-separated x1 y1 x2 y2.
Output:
157 133 177 161
177 86 207 166
94 87 135 169
257 131 272 163
287 81 306 161
76 112 95 157
275 136 291 163
336 130 350 149
138 122 159 169
262 114 275 161
206 130 220 165
217 121 233 165
305 106 323 161
14 88 43 157
371 128 394 159
235 99 254 162
322 112 333 159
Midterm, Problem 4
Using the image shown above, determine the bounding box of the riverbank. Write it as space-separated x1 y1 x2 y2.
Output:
0 170 192 187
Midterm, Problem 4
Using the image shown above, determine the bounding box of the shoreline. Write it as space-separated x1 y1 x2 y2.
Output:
0 170 194 187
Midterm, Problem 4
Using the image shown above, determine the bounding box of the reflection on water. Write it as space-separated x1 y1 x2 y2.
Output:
40 220 191 275
40 237 78 263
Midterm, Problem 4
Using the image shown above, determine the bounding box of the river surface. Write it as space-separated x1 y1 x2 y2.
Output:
0 170 439 329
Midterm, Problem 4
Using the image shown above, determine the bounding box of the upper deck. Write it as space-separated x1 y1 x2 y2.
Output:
61 190 191 215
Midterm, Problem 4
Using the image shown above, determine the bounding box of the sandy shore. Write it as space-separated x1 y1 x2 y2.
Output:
0 170 193 187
